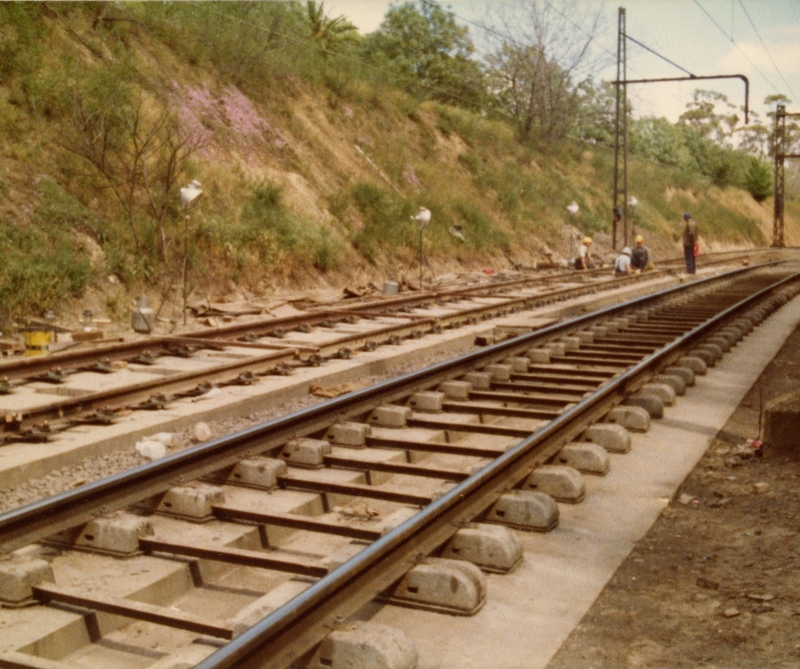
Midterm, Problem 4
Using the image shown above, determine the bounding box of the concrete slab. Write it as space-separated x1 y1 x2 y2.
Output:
365 293 800 669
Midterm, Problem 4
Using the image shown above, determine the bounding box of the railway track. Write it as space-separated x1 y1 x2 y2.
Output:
0 261 798 669
0 250 775 447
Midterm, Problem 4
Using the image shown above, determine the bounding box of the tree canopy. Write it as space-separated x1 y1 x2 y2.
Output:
360 1 487 108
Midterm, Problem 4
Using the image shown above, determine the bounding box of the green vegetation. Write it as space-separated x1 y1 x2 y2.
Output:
0 180 94 326
0 1 788 325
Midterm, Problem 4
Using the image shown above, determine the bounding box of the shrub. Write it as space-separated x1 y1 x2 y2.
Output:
349 182 415 262
216 183 343 272
745 158 772 202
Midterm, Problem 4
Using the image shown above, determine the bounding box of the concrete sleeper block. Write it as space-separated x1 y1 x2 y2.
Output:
641 382 677 406
231 580 310 639
438 380 472 400
523 465 585 503
560 336 581 350
652 374 686 396
543 342 567 356
484 364 512 382
326 422 371 448
526 348 551 363
624 392 664 419
557 442 610 475
583 423 631 453
0 558 55 605
369 405 412 428
408 391 444 412
385 558 487 616
442 523 524 573
307 621 418 669
706 335 731 352
677 356 707 376
695 343 722 363
463 372 492 390
689 347 716 367
505 356 530 373
719 327 743 344
69 512 154 555
153 483 225 521
486 490 559 532
228 457 287 488
606 405 651 432
280 438 331 468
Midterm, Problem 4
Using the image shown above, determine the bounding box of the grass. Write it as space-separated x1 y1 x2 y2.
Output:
198 183 345 282
0 198 94 324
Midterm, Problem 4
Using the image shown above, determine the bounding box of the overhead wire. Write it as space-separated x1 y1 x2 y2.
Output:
423 0 695 115
624 35 694 78
692 0 780 94
736 0 797 101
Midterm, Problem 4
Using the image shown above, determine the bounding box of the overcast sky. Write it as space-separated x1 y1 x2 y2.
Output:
327 0 800 127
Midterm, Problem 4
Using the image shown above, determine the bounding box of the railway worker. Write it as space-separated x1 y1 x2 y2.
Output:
682 212 698 274
575 236 594 270
614 246 633 275
630 235 651 272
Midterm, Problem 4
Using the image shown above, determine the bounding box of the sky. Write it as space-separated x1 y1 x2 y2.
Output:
326 0 800 127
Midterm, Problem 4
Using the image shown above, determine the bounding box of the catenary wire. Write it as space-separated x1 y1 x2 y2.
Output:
736 0 797 101
692 0 780 94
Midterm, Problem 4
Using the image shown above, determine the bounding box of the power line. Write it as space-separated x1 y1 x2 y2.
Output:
424 0 694 115
625 35 694 78
692 0 780 94
736 0 797 101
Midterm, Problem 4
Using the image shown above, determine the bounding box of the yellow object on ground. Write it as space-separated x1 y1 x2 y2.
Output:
23 329 52 356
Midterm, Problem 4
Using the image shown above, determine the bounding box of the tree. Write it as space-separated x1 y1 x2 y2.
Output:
360 1 487 109
736 109 770 158
679 89 740 146
58 65 206 260
306 1 359 55
573 78 619 146
762 94 800 158
629 116 693 168
481 0 605 144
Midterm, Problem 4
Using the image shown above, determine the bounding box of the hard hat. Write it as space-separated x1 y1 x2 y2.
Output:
635 235 644 243
622 247 631 256
583 237 592 244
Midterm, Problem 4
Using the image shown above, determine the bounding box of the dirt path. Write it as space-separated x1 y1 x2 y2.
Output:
547 324 800 669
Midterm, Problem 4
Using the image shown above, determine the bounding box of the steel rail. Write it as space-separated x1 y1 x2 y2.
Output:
0 348 299 438
194 268 800 669
0 276 663 438
0 264 782 554
0 250 767 383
